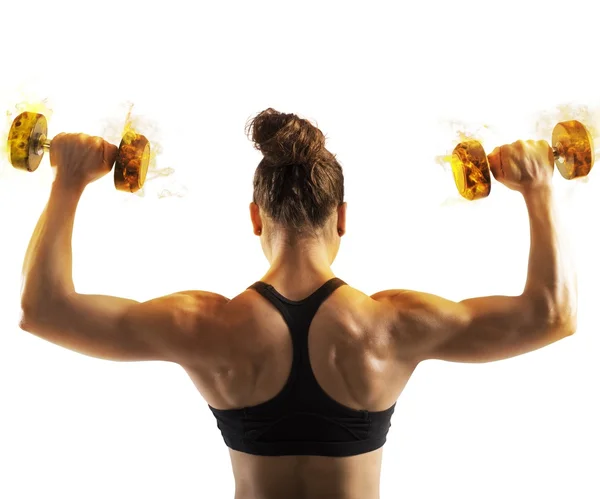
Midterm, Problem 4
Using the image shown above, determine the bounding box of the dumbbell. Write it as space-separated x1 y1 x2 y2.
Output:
450 120 596 200
7 112 150 193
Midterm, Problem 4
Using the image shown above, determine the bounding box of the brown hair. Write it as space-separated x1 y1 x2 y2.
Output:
246 108 344 235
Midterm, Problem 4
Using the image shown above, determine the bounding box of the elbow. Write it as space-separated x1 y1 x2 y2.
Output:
20 286 41 329
545 306 577 341
19 295 54 333
19 301 40 333
526 292 577 340
551 312 577 339
547 294 577 339
19 315 34 333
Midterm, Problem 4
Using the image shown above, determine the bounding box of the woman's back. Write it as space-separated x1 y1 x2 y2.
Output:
181 278 417 499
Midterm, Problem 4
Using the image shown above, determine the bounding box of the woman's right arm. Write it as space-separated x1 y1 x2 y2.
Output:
371 141 577 364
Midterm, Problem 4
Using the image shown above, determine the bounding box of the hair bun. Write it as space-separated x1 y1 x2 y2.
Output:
247 108 326 166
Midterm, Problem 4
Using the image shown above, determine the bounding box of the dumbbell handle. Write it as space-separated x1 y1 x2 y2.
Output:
489 142 598 161
35 134 134 156
38 136 51 153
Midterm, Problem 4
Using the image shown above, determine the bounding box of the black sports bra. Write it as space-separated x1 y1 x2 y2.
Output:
207 277 396 457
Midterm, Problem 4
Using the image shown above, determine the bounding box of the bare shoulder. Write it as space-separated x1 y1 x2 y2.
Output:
316 283 392 332
367 288 471 362
181 288 284 357
164 290 231 331
368 288 454 326
314 284 415 348
369 288 466 322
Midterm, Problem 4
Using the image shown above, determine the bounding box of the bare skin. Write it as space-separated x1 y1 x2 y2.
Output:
19 134 577 499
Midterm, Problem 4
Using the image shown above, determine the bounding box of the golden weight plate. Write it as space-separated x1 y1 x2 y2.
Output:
114 134 150 193
8 112 47 172
451 140 491 200
552 120 594 179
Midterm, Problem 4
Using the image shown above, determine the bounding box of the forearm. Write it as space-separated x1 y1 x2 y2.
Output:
21 180 84 316
522 185 577 328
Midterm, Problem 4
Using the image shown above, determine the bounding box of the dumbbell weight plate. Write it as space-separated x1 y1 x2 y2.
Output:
451 140 491 200
114 133 151 193
8 112 47 172
552 120 594 180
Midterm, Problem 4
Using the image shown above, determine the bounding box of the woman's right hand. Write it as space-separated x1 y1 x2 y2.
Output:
487 140 555 194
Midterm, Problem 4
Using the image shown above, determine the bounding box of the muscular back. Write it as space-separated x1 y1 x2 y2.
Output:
180 283 416 499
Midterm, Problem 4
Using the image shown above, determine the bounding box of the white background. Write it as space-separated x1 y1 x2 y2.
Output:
0 1 598 498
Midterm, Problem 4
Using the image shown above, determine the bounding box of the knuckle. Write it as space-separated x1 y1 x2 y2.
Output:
75 133 88 144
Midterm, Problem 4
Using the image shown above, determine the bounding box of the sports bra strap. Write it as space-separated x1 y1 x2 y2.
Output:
249 277 346 308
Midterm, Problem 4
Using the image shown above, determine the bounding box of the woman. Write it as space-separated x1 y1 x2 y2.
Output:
19 108 577 499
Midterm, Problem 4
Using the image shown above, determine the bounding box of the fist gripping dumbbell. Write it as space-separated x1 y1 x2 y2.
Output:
7 112 150 193
450 120 596 200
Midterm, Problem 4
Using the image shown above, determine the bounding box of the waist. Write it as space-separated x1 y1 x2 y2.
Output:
230 448 384 499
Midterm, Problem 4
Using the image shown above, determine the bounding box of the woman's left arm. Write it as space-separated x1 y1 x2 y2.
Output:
20 134 230 364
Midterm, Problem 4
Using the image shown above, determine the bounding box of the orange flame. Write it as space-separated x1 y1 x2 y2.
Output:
450 140 491 200
535 104 598 184
434 120 491 168
102 103 181 198
434 120 494 203
534 103 600 142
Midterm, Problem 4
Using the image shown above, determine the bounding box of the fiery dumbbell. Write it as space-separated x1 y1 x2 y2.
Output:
7 112 151 193
450 120 595 200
